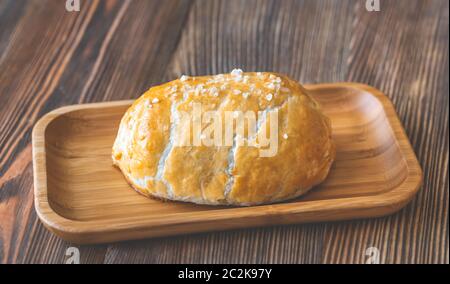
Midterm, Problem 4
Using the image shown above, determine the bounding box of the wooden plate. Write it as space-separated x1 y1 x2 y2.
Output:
32 83 422 244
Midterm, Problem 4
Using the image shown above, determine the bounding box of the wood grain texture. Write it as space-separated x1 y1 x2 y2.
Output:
0 0 448 263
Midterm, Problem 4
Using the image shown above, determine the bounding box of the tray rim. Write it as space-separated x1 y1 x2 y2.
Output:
32 82 423 244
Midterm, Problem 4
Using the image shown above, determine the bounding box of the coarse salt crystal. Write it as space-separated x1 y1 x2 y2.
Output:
266 83 275 89
152 98 160 104
180 75 189 82
283 133 289 140
231 68 244 77
266 93 273 101
242 92 250 99
207 87 218 97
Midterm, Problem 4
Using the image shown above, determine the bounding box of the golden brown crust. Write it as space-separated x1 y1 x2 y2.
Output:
112 71 335 206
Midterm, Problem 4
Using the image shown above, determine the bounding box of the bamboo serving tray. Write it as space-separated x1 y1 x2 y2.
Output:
32 83 422 244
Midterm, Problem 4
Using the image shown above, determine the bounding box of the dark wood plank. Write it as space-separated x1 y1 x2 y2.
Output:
0 0 447 264
0 0 102 263
0 0 27 59
0 0 193 264
323 0 449 264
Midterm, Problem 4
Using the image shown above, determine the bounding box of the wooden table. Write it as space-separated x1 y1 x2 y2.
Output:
0 0 448 264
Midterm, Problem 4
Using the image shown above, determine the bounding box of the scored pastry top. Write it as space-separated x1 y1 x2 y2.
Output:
112 69 335 206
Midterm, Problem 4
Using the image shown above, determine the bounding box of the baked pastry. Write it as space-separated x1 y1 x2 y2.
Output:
112 70 335 206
